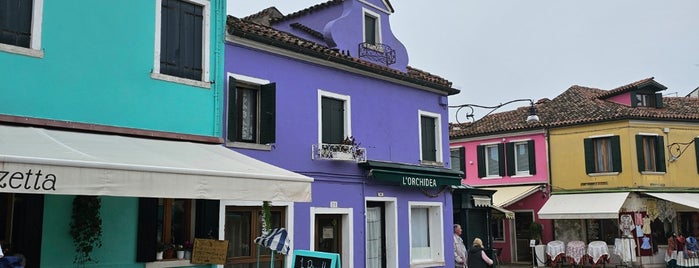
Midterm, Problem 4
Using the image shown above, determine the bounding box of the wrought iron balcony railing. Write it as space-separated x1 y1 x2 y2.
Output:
358 42 396 66
311 143 367 162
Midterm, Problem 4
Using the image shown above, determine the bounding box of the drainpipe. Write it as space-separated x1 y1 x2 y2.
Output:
212 0 224 138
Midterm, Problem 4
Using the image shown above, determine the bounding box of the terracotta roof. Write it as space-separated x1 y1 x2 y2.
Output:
289 22 325 40
271 0 345 24
450 78 699 138
596 77 667 99
226 16 457 94
242 7 283 26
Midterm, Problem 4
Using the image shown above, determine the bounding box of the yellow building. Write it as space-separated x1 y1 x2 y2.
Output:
531 78 698 267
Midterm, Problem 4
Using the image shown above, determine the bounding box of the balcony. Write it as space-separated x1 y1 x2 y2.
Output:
311 143 367 163
358 42 396 66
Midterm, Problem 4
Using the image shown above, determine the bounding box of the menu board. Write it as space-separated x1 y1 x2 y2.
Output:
191 238 229 265
291 250 341 268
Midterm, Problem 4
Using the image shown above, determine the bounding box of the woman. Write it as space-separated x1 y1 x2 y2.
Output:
467 238 494 268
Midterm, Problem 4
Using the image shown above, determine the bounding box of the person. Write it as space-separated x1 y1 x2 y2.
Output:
467 238 494 268
454 224 468 268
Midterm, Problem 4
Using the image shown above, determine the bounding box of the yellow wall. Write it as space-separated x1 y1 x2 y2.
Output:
549 120 699 192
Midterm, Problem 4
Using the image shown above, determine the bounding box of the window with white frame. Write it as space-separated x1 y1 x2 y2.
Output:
362 9 380 45
227 74 276 147
505 140 536 176
409 202 444 265
0 0 44 57
318 90 351 144
153 0 210 84
419 111 442 164
477 144 504 177
450 147 465 174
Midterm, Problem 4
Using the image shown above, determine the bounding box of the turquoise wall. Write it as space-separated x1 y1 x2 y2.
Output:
0 0 226 137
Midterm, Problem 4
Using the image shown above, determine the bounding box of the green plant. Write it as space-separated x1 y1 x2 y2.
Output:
69 195 103 267
530 221 543 243
341 136 364 158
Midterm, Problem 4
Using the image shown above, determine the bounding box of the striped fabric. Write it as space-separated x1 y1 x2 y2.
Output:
254 228 290 255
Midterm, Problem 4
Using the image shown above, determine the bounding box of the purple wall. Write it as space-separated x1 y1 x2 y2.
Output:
225 30 454 268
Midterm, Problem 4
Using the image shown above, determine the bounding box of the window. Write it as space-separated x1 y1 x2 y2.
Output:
154 0 210 84
136 198 219 262
491 219 504 241
227 75 276 147
632 92 662 108
0 193 43 263
506 140 536 176
362 9 380 45
584 135 622 174
635 135 666 173
225 206 286 267
477 144 504 177
318 90 351 144
450 147 465 174
409 202 444 265
419 111 443 164
0 0 43 56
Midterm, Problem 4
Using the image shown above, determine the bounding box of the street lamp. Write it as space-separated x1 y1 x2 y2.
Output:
449 98 540 125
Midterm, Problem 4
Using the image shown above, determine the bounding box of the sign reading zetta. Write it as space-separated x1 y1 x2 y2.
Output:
0 169 57 191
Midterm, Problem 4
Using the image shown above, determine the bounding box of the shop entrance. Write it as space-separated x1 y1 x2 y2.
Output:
315 214 342 255
514 211 534 262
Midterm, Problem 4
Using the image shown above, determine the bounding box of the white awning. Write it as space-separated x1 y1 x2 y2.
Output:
0 125 313 201
472 195 515 219
482 185 541 207
644 193 699 210
538 192 629 219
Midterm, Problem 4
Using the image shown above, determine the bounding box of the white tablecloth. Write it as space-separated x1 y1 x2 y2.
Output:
566 240 586 265
614 238 637 263
587 240 609 264
547 240 566 262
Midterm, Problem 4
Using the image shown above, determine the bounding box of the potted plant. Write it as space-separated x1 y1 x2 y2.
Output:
333 136 364 160
183 240 193 260
156 242 166 260
175 244 185 259
530 221 544 245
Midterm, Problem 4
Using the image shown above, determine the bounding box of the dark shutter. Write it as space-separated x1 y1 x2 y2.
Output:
630 92 638 107
0 0 33 48
160 0 203 80
195 199 220 239
528 140 537 175
458 147 466 174
259 82 276 144
655 93 663 108
420 116 437 162
477 145 486 178
611 136 622 173
497 143 505 176
505 142 515 176
695 138 699 174
584 138 595 174
364 15 376 44
321 97 344 144
635 135 645 172
136 198 158 262
655 136 666 172
227 76 238 142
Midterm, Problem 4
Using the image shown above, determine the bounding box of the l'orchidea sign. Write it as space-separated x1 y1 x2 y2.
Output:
191 238 229 264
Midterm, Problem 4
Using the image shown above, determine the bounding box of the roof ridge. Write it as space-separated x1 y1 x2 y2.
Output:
271 0 345 24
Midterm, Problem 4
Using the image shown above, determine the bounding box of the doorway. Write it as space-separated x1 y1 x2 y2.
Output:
315 214 342 254
514 211 534 262
311 207 353 267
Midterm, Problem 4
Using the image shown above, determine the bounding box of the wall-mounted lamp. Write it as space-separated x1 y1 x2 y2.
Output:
449 98 540 125
539 184 548 199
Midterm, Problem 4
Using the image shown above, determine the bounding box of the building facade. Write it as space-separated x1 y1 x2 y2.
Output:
223 1 462 267
0 1 313 267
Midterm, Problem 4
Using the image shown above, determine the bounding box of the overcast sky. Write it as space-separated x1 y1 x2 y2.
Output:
228 1 699 122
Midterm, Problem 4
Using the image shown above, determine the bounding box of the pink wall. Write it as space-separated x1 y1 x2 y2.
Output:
607 92 632 106
453 132 549 186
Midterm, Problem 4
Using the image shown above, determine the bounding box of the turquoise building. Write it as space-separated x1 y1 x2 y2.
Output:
0 1 312 267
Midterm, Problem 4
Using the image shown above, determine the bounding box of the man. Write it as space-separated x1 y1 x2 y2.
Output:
454 224 468 268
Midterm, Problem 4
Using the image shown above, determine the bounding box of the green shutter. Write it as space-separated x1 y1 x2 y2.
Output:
477 145 486 178
655 93 663 108
655 136 666 172
259 82 276 144
505 142 515 176
421 116 437 161
321 97 344 144
136 198 158 262
498 143 506 176
611 136 622 173
528 140 537 175
458 147 466 174
227 77 238 142
584 138 595 174
695 138 699 174
636 135 645 172
630 92 638 107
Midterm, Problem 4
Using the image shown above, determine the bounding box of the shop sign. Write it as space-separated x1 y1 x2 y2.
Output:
0 169 57 191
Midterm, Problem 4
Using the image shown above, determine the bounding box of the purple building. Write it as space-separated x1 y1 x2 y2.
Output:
222 0 462 267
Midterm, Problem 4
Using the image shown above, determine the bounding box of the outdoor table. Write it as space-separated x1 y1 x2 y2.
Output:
546 240 566 266
566 240 586 265
587 240 610 268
